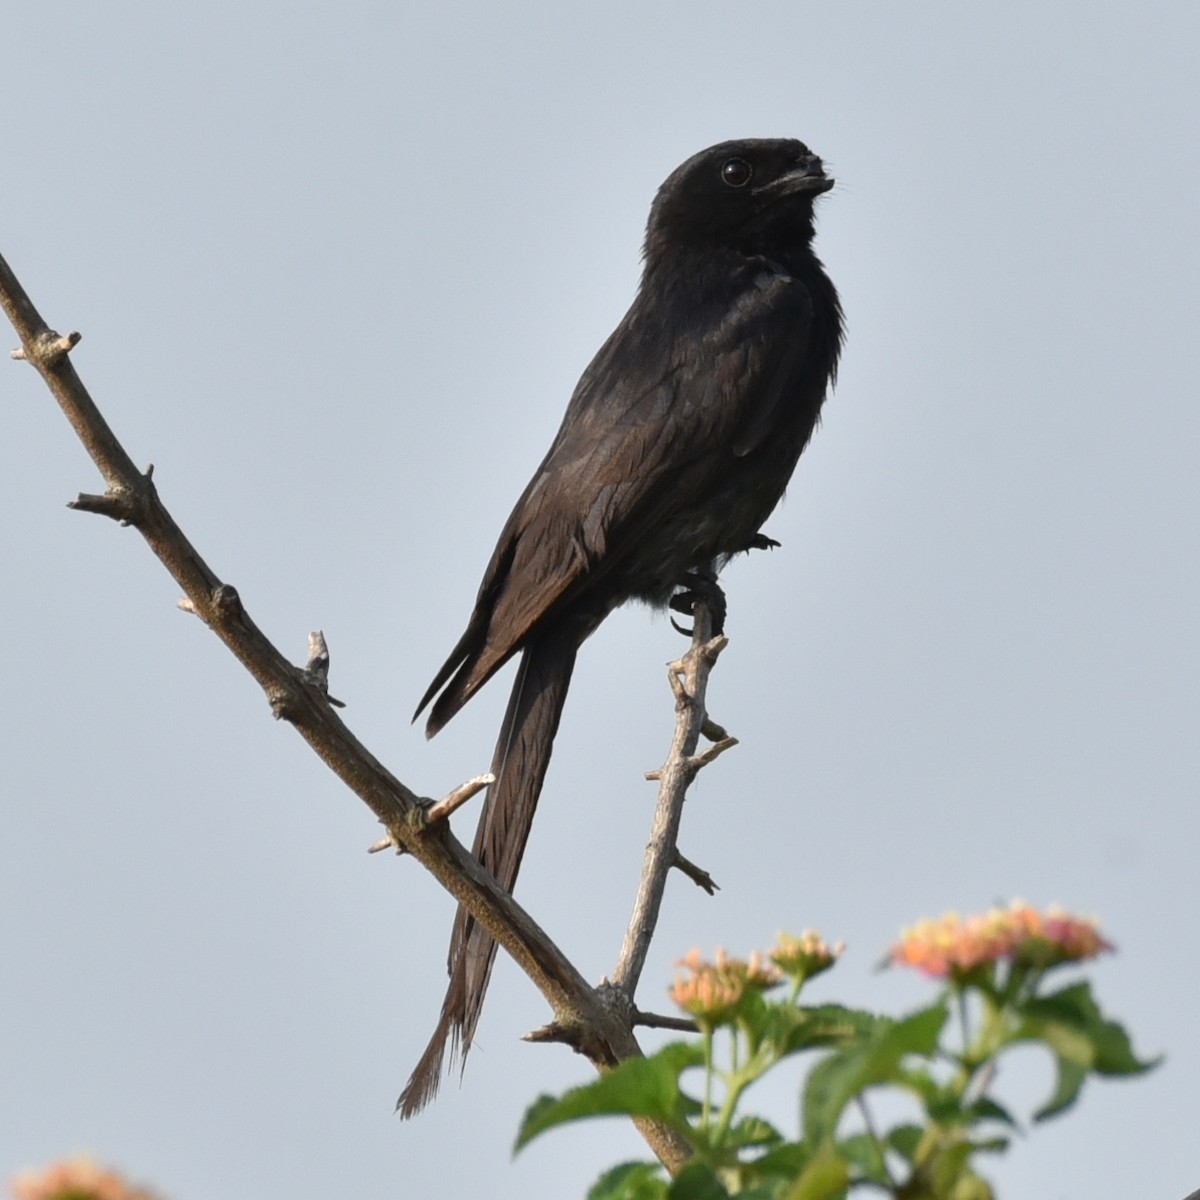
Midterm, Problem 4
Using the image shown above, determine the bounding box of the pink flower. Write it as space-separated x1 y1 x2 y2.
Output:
891 902 1112 978
1019 906 1114 967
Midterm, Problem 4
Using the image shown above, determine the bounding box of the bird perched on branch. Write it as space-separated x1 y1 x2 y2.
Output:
400 137 844 1115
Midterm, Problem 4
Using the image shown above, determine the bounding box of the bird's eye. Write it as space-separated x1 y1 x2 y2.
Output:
720 158 752 188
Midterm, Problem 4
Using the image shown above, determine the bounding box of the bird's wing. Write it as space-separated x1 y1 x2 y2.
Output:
418 269 814 730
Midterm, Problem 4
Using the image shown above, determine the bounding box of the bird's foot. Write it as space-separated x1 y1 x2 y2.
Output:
745 532 780 553
669 573 727 637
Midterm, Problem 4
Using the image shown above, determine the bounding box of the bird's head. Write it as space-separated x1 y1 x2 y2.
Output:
644 138 833 264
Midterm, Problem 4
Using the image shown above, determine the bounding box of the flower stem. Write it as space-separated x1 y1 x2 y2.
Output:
701 1025 714 1130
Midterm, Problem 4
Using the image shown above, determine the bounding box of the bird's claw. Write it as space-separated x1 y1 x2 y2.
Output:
669 573 728 637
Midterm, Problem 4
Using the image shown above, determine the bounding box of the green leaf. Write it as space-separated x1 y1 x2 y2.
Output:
725 1115 784 1151
725 1187 788 1200
970 1135 1011 1154
914 1076 1019 1130
894 1065 941 1106
1090 1019 1159 1076
954 1176 996 1200
886 1124 924 1163
775 1004 883 1058
782 1147 850 1200
588 1161 669 1200
929 1139 974 1194
515 1042 703 1150
1015 980 1160 1120
667 1161 730 1200
803 1002 948 1145
836 1131 888 1186
1023 982 1158 1072
1032 1054 1089 1122
962 1096 1018 1129
752 1142 815 1179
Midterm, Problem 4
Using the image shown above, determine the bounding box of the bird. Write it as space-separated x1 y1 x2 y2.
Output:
399 137 844 1116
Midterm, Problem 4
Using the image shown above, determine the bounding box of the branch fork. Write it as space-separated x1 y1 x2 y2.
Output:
10 326 80 365
1 249 754 1176
367 772 495 853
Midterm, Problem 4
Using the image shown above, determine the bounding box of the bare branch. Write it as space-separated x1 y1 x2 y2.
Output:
673 852 719 895
367 773 494 853
10 328 80 362
689 735 739 771
0 250 693 1175
425 773 495 824
633 1009 698 1033
611 605 733 997
300 629 346 708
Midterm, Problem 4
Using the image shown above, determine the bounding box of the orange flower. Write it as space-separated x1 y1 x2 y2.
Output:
669 947 781 1023
892 902 1112 978
11 1157 163 1200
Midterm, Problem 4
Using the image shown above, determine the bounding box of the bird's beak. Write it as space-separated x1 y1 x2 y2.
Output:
770 156 835 196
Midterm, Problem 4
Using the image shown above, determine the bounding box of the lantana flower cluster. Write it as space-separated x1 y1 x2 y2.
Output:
768 929 844 985
891 901 1112 978
11 1157 162 1200
669 947 782 1024
669 933 846 1023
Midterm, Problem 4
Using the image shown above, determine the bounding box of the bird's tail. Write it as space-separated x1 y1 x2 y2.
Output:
397 630 578 1117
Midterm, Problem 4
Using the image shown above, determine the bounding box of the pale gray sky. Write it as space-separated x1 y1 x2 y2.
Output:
3 3 1198 1197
